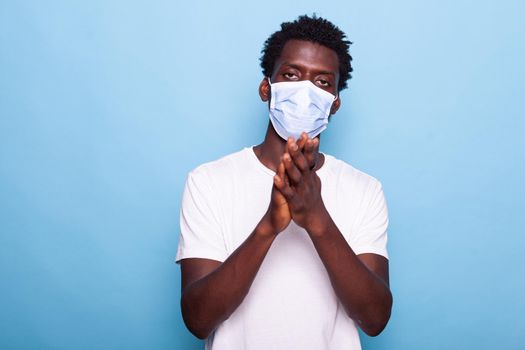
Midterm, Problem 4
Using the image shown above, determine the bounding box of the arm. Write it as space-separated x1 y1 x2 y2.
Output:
307 212 392 336
276 136 392 336
180 164 292 339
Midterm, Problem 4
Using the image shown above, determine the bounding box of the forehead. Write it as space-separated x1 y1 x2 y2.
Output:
275 39 339 74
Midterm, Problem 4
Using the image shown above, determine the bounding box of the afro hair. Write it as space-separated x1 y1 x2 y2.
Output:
260 15 353 91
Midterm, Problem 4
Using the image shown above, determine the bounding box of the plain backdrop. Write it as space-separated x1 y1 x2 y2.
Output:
1 1 524 349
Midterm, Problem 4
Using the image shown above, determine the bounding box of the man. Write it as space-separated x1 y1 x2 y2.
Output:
176 15 392 350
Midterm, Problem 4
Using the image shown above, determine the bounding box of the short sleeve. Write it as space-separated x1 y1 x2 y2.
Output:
350 181 389 259
176 168 228 263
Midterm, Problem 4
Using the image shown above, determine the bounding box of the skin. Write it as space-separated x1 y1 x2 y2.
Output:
180 39 392 339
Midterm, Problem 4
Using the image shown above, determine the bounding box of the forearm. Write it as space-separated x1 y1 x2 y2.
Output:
307 208 392 336
181 220 277 339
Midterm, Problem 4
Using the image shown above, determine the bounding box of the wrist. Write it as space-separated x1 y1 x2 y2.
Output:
255 212 280 238
305 202 332 237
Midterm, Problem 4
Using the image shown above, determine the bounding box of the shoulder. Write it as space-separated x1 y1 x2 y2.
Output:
323 154 383 191
187 148 251 185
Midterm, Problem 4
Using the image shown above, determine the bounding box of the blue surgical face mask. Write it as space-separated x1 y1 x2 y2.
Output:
268 78 337 140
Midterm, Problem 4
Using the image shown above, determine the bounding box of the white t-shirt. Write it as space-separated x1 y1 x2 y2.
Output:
176 147 389 350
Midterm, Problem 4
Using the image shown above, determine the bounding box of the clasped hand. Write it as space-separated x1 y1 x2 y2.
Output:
268 133 328 234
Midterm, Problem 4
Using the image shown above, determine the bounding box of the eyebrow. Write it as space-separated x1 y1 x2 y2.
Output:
284 63 336 76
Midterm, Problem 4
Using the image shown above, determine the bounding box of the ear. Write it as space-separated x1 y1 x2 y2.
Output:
259 77 270 102
330 96 341 115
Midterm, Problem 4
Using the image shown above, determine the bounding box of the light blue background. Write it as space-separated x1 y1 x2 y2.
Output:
1 1 524 349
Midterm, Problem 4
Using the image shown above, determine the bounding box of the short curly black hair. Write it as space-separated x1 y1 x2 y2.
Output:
260 15 353 91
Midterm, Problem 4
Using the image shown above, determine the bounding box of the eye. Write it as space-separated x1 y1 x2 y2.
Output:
316 79 331 87
283 72 299 80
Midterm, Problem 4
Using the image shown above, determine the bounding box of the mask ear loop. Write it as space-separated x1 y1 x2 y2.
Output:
266 77 274 107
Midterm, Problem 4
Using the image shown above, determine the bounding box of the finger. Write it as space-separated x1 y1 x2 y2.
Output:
313 137 320 157
283 159 289 183
275 161 287 185
283 153 303 184
272 175 288 205
296 132 308 151
286 136 297 152
286 136 305 171
274 162 295 199
304 137 319 170
304 138 314 168
312 138 320 169
287 137 301 161
289 142 310 173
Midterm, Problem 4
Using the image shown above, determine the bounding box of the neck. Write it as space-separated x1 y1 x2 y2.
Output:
253 123 286 172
